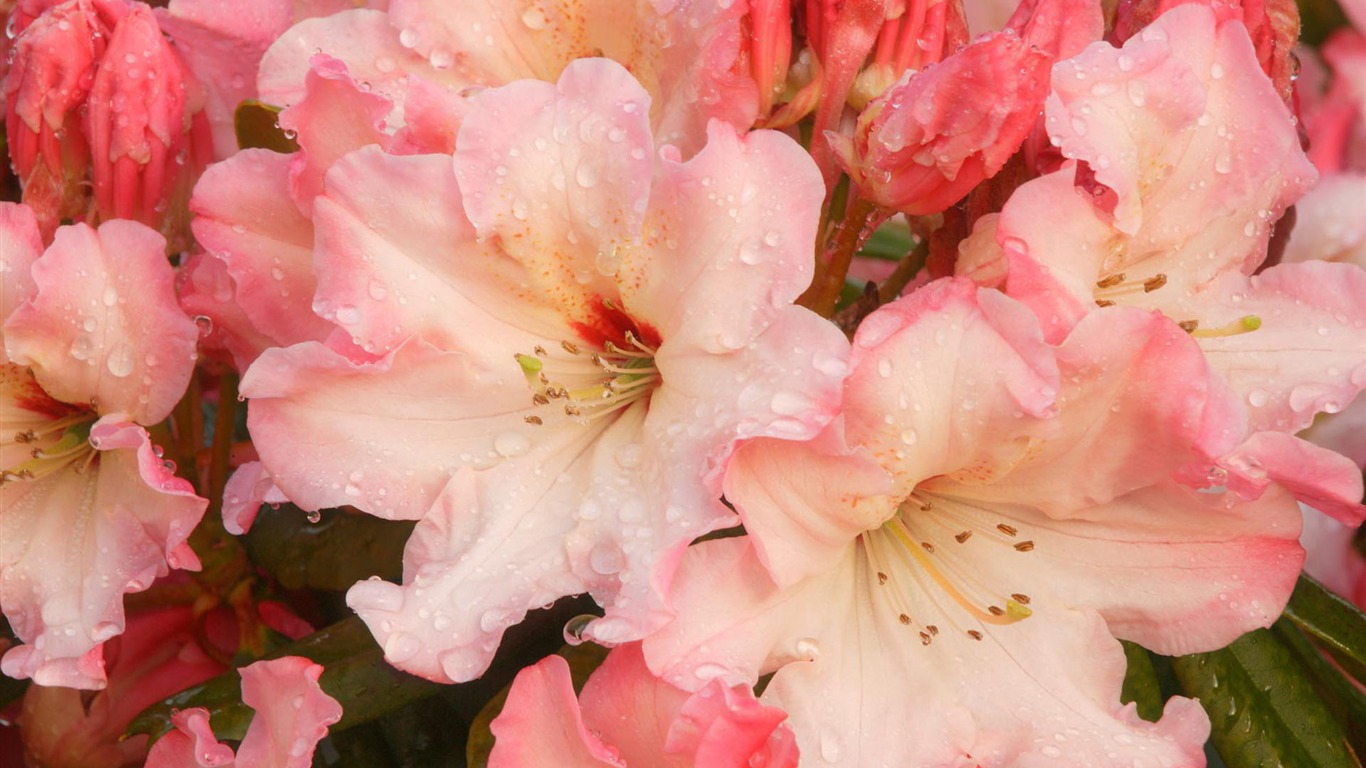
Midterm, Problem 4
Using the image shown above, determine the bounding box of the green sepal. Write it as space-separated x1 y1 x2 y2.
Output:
244 504 413 591
465 642 610 768
233 100 299 153
1282 572 1366 683
1171 628 1360 768
1119 640 1165 723
127 617 441 745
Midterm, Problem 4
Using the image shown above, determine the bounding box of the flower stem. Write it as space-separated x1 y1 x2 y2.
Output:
801 196 881 317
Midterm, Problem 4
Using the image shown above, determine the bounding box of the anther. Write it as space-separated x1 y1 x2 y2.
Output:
1095 273 1126 288
1142 274 1167 292
954 530 972 544
920 632 932 645
1010 593 1031 604
14 430 36 443
524 415 543 425
532 393 550 406
899 613 911 625
877 572 888 584
1178 320 1199 333
561 341 581 355
996 523 1017 536
988 605 1004 616
1013 540 1035 552
564 404 582 417
1095 299 1116 307
921 542 935 553
967 630 983 641
534 345 548 357
927 625 939 635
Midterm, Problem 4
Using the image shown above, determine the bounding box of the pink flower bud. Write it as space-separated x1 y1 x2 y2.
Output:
831 29 1051 215
86 3 211 248
2 0 120 236
750 0 794 115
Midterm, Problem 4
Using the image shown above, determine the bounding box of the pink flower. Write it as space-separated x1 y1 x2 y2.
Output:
489 644 798 768
143 656 342 768
957 6 1366 520
645 279 1302 767
1 204 205 689
15 603 227 768
239 60 848 683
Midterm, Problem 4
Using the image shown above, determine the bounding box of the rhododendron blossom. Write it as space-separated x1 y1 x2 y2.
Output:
240 59 848 683
489 644 799 768
646 279 1306 767
0 205 205 689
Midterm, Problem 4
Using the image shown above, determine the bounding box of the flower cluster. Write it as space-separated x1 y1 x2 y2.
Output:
2 0 1364 766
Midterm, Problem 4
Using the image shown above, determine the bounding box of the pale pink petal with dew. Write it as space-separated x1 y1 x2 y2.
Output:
966 306 1238 513
1185 261 1366 435
278 55 394 216
175 252 282 372
973 482 1305 655
233 657 342 768
646 538 1209 768
155 0 295 159
489 654 626 768
841 279 1059 496
257 9 425 116
1282 173 1366 265
962 166 1110 343
3 220 198 424
1217 431 1366 526
1300 397 1366 470
0 203 42 358
617 122 824 352
1045 6 1315 295
143 707 236 768
452 59 653 328
579 644 799 768
190 149 333 365
1 416 205 689
222 460 288 535
309 148 565 356
243 339 529 520
347 467 588 683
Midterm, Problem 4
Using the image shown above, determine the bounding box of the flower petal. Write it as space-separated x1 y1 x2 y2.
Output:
0 203 42 345
144 707 236 768
3 221 198 424
233 657 343 768
488 654 626 768
1 416 205 689
222 460 288 536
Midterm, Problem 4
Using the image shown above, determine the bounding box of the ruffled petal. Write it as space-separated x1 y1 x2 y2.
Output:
618 122 824 352
0 203 42 345
222 460 288 536
1218 431 1366 526
1 416 205 689
189 149 333 366
1193 261 1366 434
143 707 236 768
647 539 1209 768
233 657 343 768
3 221 198 424
452 58 653 328
489 654 626 768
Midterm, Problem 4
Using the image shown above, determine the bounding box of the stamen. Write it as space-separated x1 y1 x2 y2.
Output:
1143 274 1167 292
524 415 543 425
561 341 581 355
877 572 888 584
954 530 972 543
920 541 935 553
996 523 1017 537
1095 273 1126 288
1013 540 1035 552
967 630 983 641
1178 320 1199 333
1095 299 1116 307
1191 315 1262 339
1011 593 1031 604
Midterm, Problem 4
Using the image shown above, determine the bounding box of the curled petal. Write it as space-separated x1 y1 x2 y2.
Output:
234 657 343 768
4 220 199 424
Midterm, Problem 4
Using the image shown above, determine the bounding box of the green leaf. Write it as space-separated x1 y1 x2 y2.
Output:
1298 0 1349 47
128 617 442 745
1283 572 1366 684
1119 641 1165 723
466 642 610 768
233 100 299 153
859 223 916 261
1274 619 1366 760
244 505 414 591
1171 628 1361 768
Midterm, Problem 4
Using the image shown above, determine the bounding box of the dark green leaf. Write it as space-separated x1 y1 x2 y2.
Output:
859 224 916 261
233 100 299 153
1298 0 1349 47
1171 628 1360 768
1283 572 1366 683
244 505 414 591
128 617 441 744
466 642 610 768
1119 641 1165 723
1274 619 1366 760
